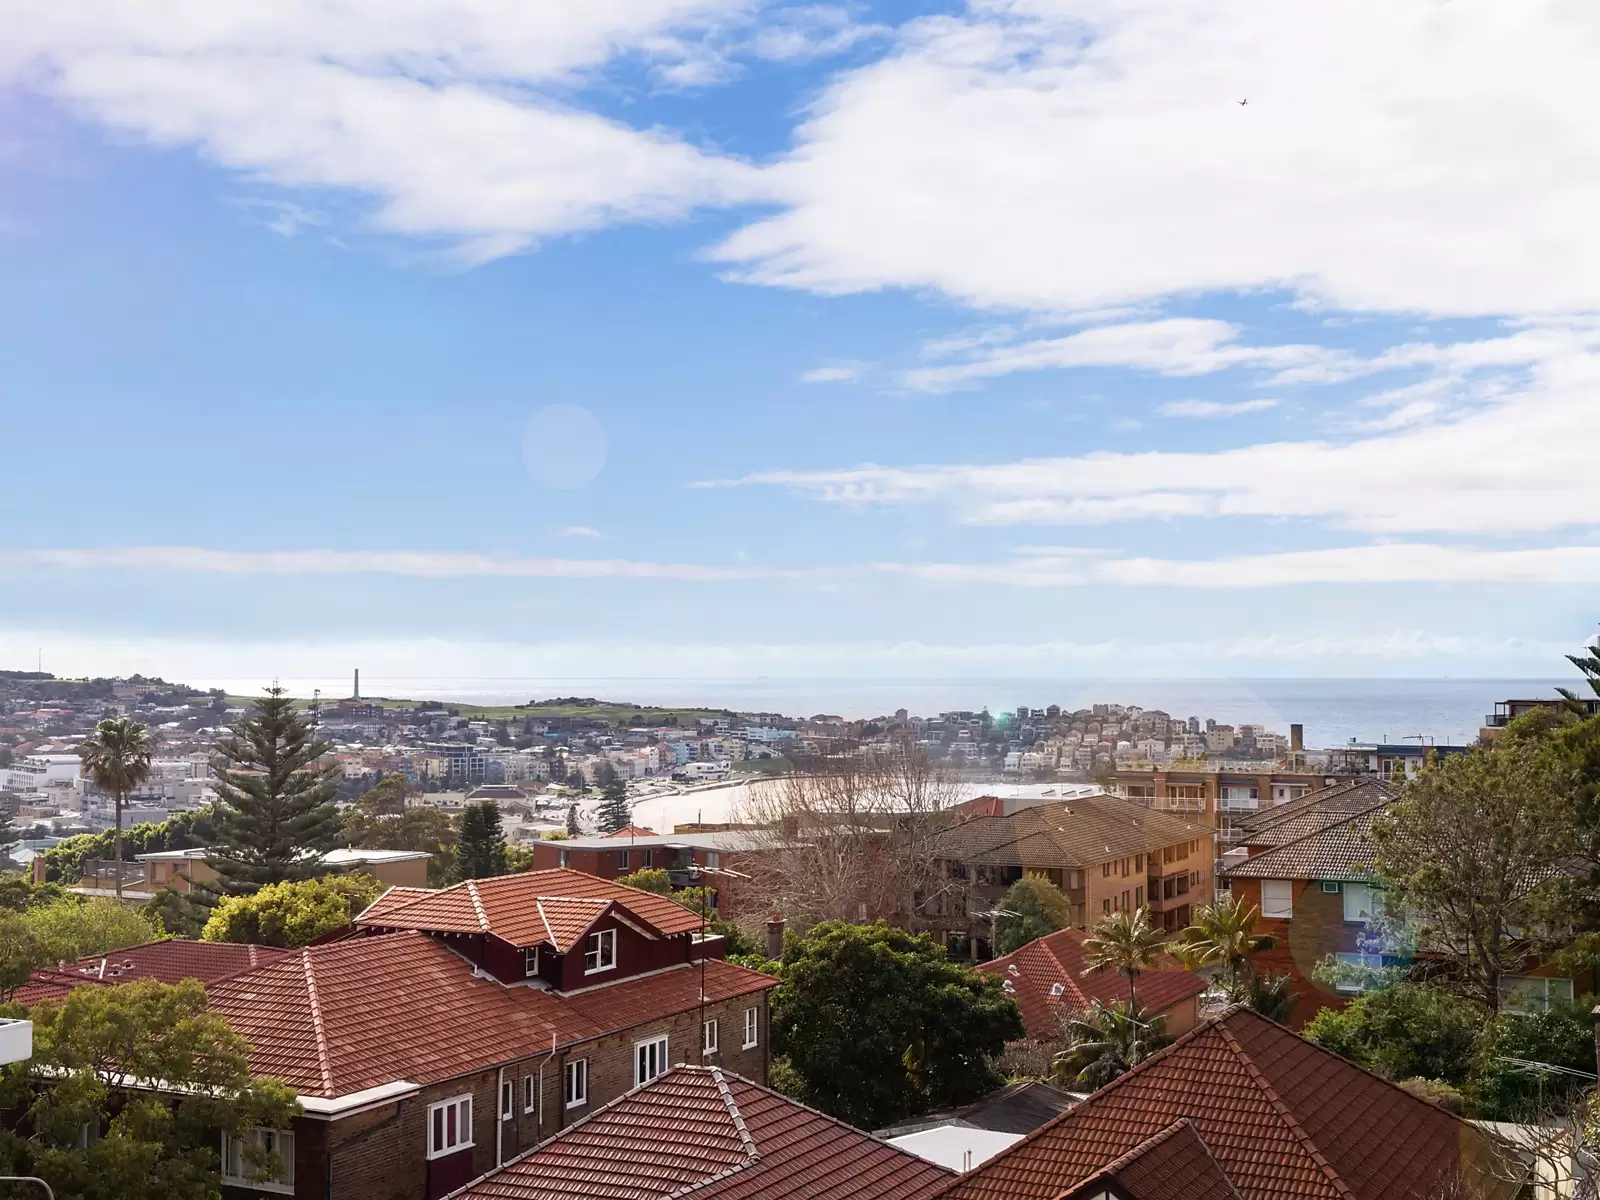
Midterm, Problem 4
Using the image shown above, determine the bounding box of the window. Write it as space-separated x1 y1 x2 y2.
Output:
1121 889 1130 911
1261 880 1294 918
585 928 616 973
501 1079 515 1121
427 1095 473 1159
1134 885 1143 908
703 1019 718 1055
1342 882 1377 923
743 1006 760 1049
523 946 540 977
222 1128 295 1193
1102 898 1111 915
1500 975 1575 1014
558 849 570 868
635 1035 669 1086
522 1075 537 1115
705 851 720 868
564 1059 588 1108
1333 952 1386 993
1134 854 1143 872
1102 862 1110 878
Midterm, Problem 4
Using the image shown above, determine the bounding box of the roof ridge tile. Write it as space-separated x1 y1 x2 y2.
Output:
465 880 489 930
301 951 336 1097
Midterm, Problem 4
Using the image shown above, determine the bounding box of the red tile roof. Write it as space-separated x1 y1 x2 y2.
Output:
1060 1119 1242 1200
207 931 775 1099
935 1007 1520 1200
13 941 294 1007
605 825 658 838
452 1066 955 1200
980 929 1205 1040
355 869 705 946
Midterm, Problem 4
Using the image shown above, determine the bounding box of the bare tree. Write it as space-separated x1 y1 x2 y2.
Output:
732 740 962 933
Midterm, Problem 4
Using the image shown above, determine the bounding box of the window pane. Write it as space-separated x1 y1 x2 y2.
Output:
433 1107 444 1152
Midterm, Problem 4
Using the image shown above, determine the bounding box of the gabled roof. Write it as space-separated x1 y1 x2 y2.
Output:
935 798 1210 869
604 824 658 838
354 868 705 947
980 929 1205 1040
934 1007 1521 1200
14 940 294 1006
1060 1119 1242 1200
1224 806 1386 882
207 931 775 1099
451 1066 955 1200
1236 782 1395 849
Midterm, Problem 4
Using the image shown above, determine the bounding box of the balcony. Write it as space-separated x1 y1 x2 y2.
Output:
0 1019 32 1065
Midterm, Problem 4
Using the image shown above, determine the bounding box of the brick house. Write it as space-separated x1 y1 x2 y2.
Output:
449 1064 956 1200
524 831 774 916
204 869 776 1200
927 796 1216 956
931 1006 1522 1200
980 927 1207 1041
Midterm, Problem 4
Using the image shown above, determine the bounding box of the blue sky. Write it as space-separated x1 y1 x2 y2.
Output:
1 0 1598 702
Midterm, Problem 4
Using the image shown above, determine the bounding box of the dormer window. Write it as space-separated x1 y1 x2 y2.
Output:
585 929 616 974
523 946 540 977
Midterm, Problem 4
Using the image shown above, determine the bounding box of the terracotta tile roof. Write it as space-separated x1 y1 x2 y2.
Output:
1237 782 1394 849
70 939 293 985
355 869 705 946
934 1007 1521 1200
207 931 775 1099
11 969 89 1007
981 929 1206 1040
453 1066 955 1200
1224 807 1385 882
1060 1119 1242 1200
605 825 658 838
935 799 1210 870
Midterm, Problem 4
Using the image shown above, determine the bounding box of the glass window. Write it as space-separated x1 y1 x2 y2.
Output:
743 1006 759 1049
706 851 720 868
1500 975 1576 1014
523 946 540 977
703 1019 718 1055
1342 883 1376 922
1261 880 1293 918
585 929 616 973
564 1059 588 1108
427 1095 473 1159
635 1035 669 1086
523 1075 537 1115
1333 952 1386 993
501 1079 513 1120
222 1128 295 1193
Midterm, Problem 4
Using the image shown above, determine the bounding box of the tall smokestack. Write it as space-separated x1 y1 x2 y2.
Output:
353 668 360 701
1290 723 1304 752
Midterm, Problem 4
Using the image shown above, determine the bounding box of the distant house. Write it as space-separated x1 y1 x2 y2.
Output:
58 845 432 901
932 1006 1523 1200
927 795 1216 956
525 831 774 916
979 927 1207 1041
450 1065 955 1200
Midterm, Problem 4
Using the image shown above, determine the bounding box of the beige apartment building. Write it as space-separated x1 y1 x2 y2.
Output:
1104 767 1340 839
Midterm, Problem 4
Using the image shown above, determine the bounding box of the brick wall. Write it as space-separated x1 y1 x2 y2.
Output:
1227 877 1358 1029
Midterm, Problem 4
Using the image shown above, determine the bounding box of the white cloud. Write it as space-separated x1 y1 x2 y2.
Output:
1 0 767 254
801 362 869 383
717 328 1600 536
750 6 887 62
715 0 1600 316
561 526 604 539
1158 398 1279 419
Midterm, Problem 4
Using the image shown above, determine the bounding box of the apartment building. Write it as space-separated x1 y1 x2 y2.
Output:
928 795 1215 955
1105 766 1335 838
525 830 772 916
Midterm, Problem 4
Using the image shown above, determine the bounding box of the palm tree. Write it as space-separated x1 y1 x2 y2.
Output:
1082 905 1168 1010
1168 893 1276 996
78 717 155 900
1238 970 1299 1023
1052 1000 1172 1091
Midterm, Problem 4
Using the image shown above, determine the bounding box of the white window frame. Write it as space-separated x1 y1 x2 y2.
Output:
1342 882 1376 923
523 945 540 977
522 1074 537 1115
635 1035 669 1086
702 1018 718 1056
585 928 617 974
742 1006 759 1050
1261 880 1294 919
501 1078 514 1121
221 1127 295 1194
426 1094 473 1160
564 1059 588 1109
1500 975 1576 1014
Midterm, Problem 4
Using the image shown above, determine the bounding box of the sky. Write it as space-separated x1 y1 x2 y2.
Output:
1 0 1598 703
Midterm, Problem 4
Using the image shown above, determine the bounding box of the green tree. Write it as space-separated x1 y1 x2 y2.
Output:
39 808 214 884
1373 727 1577 1011
341 805 455 882
1302 982 1486 1087
77 717 156 901
0 804 17 867
770 921 1023 1128
202 874 382 947
1082 905 1169 1010
1052 1000 1172 1091
991 875 1073 956
565 803 580 836
142 886 211 938
20 895 163 962
1168 894 1276 995
1471 996 1597 1121
355 773 411 816
208 686 343 896
0 979 299 1199
0 912 59 1001
596 770 631 835
452 802 509 881
1236 969 1298 1023
616 868 674 894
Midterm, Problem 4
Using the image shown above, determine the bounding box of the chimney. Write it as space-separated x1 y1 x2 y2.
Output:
353 668 360 701
766 915 786 962
1290 723 1304 752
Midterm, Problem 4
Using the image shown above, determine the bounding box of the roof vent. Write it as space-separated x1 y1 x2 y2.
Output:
1007 964 1020 976
1050 983 1065 997
1002 980 1015 994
